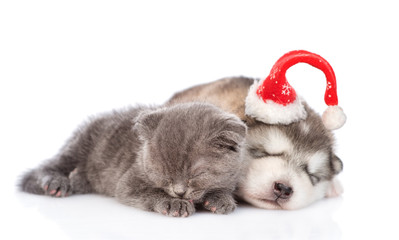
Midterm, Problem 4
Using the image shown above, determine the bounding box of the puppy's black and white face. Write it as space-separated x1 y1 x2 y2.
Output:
238 107 343 210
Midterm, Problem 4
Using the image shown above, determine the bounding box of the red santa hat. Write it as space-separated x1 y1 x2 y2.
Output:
245 50 346 130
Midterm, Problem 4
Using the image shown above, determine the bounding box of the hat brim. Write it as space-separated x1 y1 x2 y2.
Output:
245 80 307 124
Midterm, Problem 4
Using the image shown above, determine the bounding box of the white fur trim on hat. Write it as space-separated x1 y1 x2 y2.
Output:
245 80 307 124
322 106 346 130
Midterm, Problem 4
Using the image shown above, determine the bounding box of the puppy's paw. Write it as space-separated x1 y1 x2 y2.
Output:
154 199 195 217
41 174 71 197
203 193 236 214
326 178 343 198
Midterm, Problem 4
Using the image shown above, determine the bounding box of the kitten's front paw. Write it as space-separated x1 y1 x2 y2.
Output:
41 175 71 197
68 168 92 194
203 193 236 214
154 199 195 217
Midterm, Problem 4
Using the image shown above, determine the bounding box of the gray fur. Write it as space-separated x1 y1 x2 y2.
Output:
19 103 247 217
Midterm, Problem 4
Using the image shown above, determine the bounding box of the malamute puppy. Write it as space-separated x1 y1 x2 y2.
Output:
166 77 343 210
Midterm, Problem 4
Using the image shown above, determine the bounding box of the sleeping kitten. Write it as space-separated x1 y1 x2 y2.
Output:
19 102 247 217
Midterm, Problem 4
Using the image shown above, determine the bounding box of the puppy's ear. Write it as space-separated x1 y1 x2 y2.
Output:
133 109 165 140
211 115 247 152
331 154 343 174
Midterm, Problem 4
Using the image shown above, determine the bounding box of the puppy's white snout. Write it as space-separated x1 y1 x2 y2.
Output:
273 182 293 199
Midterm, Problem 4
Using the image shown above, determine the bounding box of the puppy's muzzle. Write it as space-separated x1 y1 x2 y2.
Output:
274 182 293 200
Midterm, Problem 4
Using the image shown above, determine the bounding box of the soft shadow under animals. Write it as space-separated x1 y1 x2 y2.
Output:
17 192 343 240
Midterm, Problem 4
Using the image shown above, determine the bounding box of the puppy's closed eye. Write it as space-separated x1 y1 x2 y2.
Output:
248 147 283 158
301 164 322 185
309 174 321 185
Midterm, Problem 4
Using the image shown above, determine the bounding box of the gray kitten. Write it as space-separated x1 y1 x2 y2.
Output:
19 102 247 217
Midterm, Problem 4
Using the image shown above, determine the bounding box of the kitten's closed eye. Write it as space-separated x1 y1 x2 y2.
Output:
191 172 206 179
191 189 205 195
187 173 206 187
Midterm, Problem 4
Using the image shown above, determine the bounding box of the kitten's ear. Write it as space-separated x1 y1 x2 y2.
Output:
133 109 165 140
212 116 247 152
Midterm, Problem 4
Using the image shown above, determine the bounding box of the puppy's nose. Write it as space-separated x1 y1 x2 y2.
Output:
273 182 293 199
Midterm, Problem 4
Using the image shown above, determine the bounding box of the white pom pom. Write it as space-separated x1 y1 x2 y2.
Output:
322 106 346 130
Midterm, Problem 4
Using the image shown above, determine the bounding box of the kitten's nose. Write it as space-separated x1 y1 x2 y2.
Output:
173 184 187 198
174 189 186 198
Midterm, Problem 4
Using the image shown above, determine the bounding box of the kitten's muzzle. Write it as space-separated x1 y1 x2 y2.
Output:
174 189 186 198
173 184 187 198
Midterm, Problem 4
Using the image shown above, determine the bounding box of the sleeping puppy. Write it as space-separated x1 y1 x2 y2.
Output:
165 76 343 210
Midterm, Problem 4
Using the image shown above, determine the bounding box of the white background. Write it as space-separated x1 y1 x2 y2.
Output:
1 1 398 239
